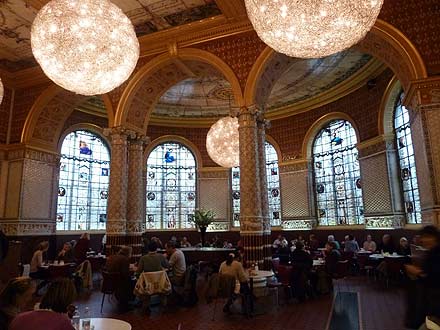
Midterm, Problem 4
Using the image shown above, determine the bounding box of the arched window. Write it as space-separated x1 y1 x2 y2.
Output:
231 141 281 227
312 120 364 226
146 142 197 230
394 93 421 224
56 130 110 231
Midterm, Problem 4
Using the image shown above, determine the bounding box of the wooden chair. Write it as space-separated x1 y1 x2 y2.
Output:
100 271 120 313
384 257 405 287
275 265 293 303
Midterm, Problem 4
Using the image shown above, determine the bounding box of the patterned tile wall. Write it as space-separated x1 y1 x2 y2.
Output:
199 177 229 221
21 159 55 220
280 169 310 218
359 152 392 214
4 161 23 218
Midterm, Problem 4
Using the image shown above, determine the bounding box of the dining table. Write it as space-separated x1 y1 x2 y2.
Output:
369 253 406 260
79 318 131 330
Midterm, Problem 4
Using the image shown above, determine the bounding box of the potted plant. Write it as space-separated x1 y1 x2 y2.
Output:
192 209 215 247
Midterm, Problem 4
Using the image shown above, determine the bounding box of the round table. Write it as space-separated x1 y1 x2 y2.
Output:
85 318 131 330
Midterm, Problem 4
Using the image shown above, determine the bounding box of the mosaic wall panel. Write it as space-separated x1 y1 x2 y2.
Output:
22 159 54 220
281 219 316 231
5 161 23 219
359 152 392 214
199 177 229 221
280 169 309 218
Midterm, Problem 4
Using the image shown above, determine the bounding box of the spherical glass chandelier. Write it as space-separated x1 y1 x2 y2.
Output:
245 0 384 58
0 78 3 106
206 117 240 168
31 0 139 95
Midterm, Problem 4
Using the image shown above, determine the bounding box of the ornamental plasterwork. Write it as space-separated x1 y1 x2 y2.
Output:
365 215 404 229
0 222 55 236
207 221 229 232
281 219 316 231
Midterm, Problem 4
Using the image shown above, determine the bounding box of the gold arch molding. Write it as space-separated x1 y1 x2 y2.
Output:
145 135 204 168
115 48 244 134
244 19 427 109
302 112 361 159
21 84 115 152
378 75 401 135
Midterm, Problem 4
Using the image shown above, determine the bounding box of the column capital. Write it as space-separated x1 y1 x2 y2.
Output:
403 76 440 110
128 133 151 146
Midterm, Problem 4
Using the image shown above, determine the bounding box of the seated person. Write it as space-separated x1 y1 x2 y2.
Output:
57 242 74 263
327 235 340 250
10 278 76 330
378 234 395 254
136 241 169 275
290 242 313 300
397 237 411 256
73 233 89 264
273 235 288 250
344 235 360 253
105 246 133 306
180 236 191 248
363 235 377 252
0 277 35 329
324 242 341 277
308 234 320 251
223 240 233 249
219 253 249 313
151 236 163 249
165 241 186 286
291 242 313 270
30 241 49 279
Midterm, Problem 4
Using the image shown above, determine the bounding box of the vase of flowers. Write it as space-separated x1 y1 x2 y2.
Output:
192 209 215 247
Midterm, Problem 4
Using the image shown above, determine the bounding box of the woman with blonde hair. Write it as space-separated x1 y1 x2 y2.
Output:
0 277 34 329
30 241 49 277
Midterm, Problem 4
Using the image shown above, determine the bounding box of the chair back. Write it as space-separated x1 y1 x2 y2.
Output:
341 251 354 261
217 274 236 299
335 260 350 278
356 254 369 270
101 271 120 294
0 241 21 284
277 265 293 286
271 257 280 274
384 257 404 275
134 270 172 296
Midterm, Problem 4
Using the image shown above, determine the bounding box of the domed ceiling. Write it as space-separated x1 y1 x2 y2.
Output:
149 49 384 122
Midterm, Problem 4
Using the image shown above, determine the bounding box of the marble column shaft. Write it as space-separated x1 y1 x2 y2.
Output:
238 106 264 267
257 116 272 269
104 127 129 251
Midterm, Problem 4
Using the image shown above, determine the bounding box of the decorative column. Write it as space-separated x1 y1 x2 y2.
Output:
103 127 129 254
257 114 272 269
357 135 405 229
238 106 264 267
126 133 150 259
405 78 440 226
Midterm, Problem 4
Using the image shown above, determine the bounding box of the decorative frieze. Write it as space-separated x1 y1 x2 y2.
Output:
365 215 404 229
207 221 229 232
0 222 55 236
281 219 316 231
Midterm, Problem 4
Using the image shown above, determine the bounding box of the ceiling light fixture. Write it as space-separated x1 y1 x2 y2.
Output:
206 116 240 168
31 0 139 95
245 0 383 58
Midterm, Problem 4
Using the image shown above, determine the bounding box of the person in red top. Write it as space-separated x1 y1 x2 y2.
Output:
10 278 77 330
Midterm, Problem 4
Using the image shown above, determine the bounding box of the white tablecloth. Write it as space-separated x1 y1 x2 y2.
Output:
84 318 131 330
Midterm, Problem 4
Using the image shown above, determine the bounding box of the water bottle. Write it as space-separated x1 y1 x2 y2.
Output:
71 307 80 330
81 307 91 330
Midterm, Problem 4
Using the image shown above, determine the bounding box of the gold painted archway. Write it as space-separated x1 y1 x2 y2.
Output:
21 84 115 152
114 48 244 134
244 19 428 109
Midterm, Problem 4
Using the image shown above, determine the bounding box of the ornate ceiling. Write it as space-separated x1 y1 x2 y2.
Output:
0 0 221 71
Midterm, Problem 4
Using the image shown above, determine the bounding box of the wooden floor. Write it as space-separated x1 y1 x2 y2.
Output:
74 276 411 330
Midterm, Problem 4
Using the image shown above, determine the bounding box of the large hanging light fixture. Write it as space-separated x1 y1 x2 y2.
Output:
0 78 3 106
206 117 240 168
245 0 383 58
31 0 139 95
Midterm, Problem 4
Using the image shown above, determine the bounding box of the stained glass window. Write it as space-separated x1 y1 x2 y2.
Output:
56 130 110 231
232 142 281 227
394 93 421 224
146 142 197 230
312 120 364 226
